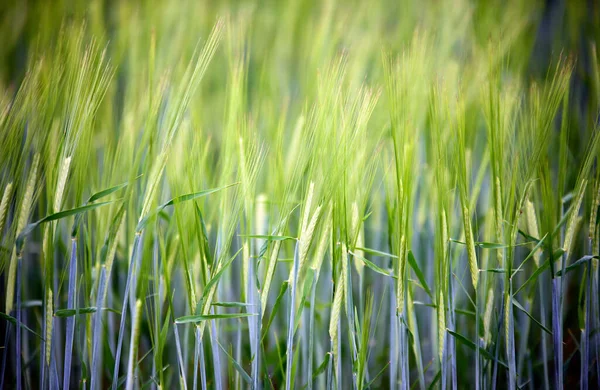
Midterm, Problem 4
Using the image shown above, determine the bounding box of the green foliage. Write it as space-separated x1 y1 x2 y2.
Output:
1 1 599 389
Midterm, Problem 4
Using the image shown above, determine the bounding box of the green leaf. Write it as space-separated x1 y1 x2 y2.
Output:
513 247 564 296
55 307 98 317
72 177 140 236
262 281 288 343
312 352 331 380
512 233 548 277
450 239 508 249
518 229 541 243
476 241 508 249
455 309 476 318
211 302 255 308
355 246 398 259
447 329 507 368
512 299 552 335
356 246 398 259
514 261 549 296
365 360 390 388
407 250 433 300
239 234 296 241
555 255 597 276
0 312 45 340
428 370 441 390
175 313 255 324
88 176 141 203
217 341 252 384
481 268 510 273
350 250 395 278
199 247 243 305
17 200 116 251
137 183 238 232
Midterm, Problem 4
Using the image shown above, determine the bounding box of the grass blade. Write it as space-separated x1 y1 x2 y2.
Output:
175 313 255 324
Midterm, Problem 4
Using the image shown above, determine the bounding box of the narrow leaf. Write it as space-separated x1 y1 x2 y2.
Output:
175 313 255 324
512 299 552 335
447 329 507 368
407 250 433 300
350 251 395 278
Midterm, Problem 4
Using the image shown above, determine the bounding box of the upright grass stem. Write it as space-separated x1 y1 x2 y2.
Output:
112 233 142 390
285 242 300 390
125 299 143 390
15 256 22 390
91 267 107 390
63 239 77 390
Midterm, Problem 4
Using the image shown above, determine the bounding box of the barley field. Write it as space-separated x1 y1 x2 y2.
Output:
1 0 599 389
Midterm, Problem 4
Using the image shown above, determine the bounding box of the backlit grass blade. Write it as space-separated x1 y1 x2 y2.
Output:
218 340 252 385
0 4 597 390
136 183 238 232
15 200 116 252
175 313 255 324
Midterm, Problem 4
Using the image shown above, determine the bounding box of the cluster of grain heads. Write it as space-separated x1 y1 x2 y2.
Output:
3 153 38 389
2 2 600 390
5 154 39 316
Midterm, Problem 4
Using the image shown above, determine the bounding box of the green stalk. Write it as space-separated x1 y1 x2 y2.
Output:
125 299 143 390
285 242 300 390
112 233 142 390
62 239 78 390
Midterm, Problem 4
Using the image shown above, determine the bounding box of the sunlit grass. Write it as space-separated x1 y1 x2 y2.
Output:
1 1 599 389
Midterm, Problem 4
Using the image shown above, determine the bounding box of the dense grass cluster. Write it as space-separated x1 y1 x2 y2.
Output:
1 0 600 389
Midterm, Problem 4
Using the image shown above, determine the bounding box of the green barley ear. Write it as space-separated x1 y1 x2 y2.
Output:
456 94 478 289
442 209 449 263
0 182 13 237
494 177 505 267
437 288 446 363
45 288 53 366
396 234 407 314
341 242 350 316
138 150 167 226
301 182 316 234
16 153 40 238
138 19 224 229
311 202 333 278
563 181 587 260
565 215 583 258
5 153 39 314
329 264 345 370
53 156 71 213
525 199 541 266
590 180 600 245
483 287 494 346
351 201 365 277
504 292 511 361
104 210 126 282
351 200 360 244
261 239 283 316
297 205 321 284
463 206 479 289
